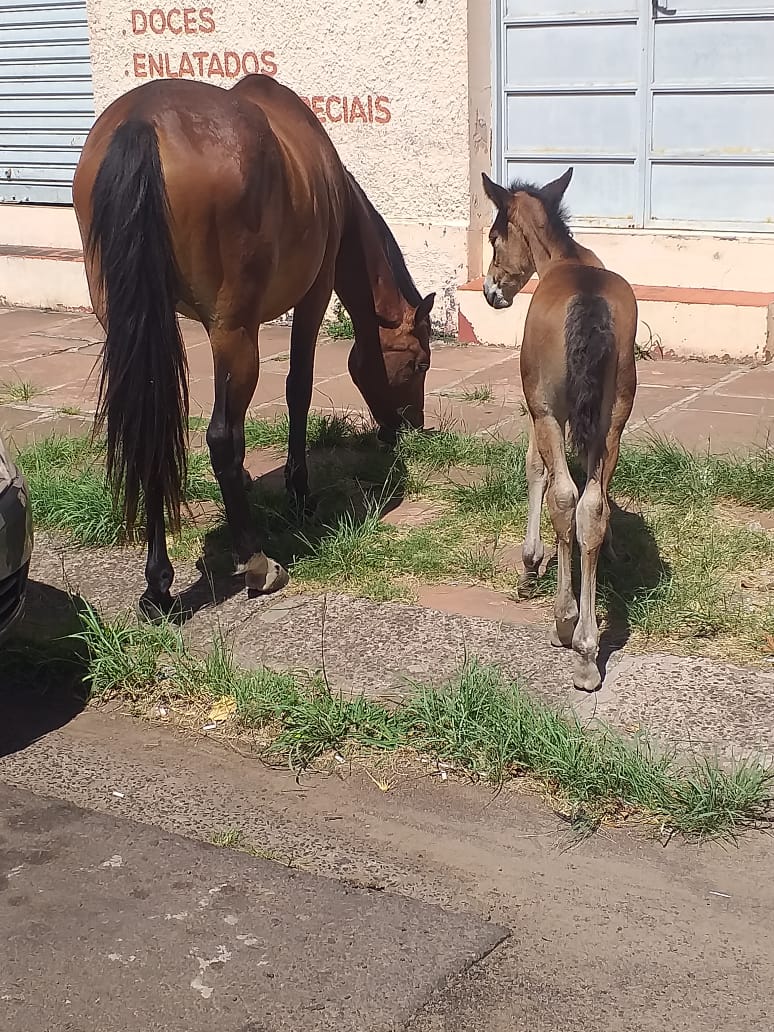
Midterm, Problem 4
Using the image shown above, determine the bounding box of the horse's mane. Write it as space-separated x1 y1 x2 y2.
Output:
344 169 423 307
509 178 573 243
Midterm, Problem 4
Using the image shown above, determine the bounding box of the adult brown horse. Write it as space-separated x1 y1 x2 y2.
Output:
482 169 637 691
73 74 434 620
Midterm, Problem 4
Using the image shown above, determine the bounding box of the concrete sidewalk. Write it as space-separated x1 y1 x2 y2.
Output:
0 306 772 452
0 782 506 1031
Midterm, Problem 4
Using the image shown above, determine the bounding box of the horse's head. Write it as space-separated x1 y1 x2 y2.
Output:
348 291 434 441
481 169 573 309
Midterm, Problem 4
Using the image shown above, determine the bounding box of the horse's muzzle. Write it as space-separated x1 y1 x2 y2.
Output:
483 276 512 310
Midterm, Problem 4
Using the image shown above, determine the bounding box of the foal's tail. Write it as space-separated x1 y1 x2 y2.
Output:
564 294 614 458
87 119 188 536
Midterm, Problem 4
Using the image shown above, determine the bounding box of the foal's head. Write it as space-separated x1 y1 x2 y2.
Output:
481 168 573 309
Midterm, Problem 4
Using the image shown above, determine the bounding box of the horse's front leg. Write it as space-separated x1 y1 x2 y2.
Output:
285 276 335 513
208 324 288 594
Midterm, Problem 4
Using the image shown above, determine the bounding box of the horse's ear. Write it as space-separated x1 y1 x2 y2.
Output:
414 292 435 328
482 172 511 211
540 167 573 205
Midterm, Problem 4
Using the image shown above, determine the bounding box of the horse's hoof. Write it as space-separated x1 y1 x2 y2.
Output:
136 591 176 624
241 553 289 595
376 426 398 448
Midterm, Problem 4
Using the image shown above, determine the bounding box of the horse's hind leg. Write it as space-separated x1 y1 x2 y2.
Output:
285 272 335 510
519 419 547 594
208 324 288 593
138 489 176 621
533 414 579 648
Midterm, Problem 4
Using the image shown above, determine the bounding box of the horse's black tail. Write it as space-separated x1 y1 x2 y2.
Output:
88 119 188 537
564 294 614 457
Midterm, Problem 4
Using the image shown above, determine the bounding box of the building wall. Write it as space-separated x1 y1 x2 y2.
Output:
2 1 773 362
80 0 483 327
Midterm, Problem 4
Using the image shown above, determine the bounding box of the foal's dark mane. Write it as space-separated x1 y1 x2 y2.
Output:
509 178 573 244
345 169 423 307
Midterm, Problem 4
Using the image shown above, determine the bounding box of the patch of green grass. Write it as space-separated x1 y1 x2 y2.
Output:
74 610 773 840
58 405 83 417
454 384 494 404
612 436 774 510
210 827 247 849
1 378 43 403
16 433 222 545
73 604 184 700
209 825 293 864
17 434 124 546
324 300 354 340
19 425 774 655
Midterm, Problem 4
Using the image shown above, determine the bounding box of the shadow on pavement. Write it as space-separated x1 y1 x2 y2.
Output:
1 582 89 758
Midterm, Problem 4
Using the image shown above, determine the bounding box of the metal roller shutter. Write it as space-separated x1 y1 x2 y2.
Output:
494 1 774 231
0 0 95 205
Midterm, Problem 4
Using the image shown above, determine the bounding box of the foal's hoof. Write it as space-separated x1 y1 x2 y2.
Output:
241 553 289 595
136 591 180 625
550 617 577 649
572 655 602 693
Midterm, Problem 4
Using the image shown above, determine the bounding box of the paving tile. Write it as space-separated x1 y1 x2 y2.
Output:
685 393 774 419
311 373 364 410
454 354 522 388
0 309 87 337
34 381 98 413
414 583 545 627
178 317 210 348
189 366 287 417
637 409 774 453
260 324 293 358
381 499 445 527
429 344 511 375
244 447 286 481
0 333 89 364
309 339 352 379
635 359 734 389
25 313 105 344
0 350 100 392
184 343 214 380
0 404 44 434
628 385 697 424
428 399 526 435
712 367 774 399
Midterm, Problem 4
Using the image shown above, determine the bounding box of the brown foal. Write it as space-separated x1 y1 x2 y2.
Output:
73 75 434 620
482 168 637 691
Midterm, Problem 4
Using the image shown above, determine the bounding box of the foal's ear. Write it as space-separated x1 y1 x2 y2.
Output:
414 292 435 328
482 173 511 211
540 167 573 205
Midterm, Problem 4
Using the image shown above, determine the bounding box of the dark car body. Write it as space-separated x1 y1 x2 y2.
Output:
0 433 33 640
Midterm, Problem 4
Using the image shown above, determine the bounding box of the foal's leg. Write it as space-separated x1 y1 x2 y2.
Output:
208 324 288 593
572 410 629 691
572 466 608 692
534 415 579 648
519 420 547 592
285 276 334 509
